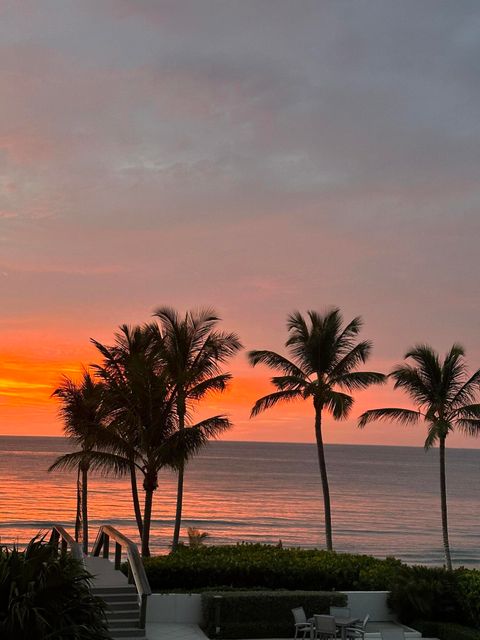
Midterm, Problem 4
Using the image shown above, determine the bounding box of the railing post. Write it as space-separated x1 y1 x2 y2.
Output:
127 562 134 584
103 534 110 559
214 595 223 636
114 542 122 570
50 528 60 550
140 593 148 629
61 538 68 555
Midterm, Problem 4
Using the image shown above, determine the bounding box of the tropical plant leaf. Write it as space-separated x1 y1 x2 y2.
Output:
250 389 304 417
358 408 421 428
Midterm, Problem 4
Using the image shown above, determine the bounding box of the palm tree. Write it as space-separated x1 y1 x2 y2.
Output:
49 372 106 554
153 306 242 550
249 308 386 551
92 323 232 556
358 344 480 570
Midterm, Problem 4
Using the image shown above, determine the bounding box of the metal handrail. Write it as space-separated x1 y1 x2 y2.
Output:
48 524 84 563
91 525 151 629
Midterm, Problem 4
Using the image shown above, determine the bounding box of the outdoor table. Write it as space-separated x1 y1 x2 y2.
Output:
334 616 360 640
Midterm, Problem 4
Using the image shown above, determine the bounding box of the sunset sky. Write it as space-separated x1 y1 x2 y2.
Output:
1 1 479 447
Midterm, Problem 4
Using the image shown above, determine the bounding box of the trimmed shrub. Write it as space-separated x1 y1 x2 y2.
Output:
143 544 402 592
413 621 480 640
387 565 461 625
201 590 347 638
457 569 480 627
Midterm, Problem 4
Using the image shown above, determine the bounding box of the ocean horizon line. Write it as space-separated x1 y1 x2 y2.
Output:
1 433 480 452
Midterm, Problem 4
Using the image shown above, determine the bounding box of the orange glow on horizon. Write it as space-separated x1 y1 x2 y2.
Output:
1 344 479 449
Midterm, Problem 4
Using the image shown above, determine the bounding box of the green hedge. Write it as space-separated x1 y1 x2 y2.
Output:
201 590 347 639
143 544 402 592
413 621 480 640
141 544 480 631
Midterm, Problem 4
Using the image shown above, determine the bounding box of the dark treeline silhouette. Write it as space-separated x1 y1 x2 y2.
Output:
49 305 480 568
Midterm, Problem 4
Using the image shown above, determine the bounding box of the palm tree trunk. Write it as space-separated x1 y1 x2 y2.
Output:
172 393 186 552
439 437 452 570
130 461 143 538
141 474 157 557
314 406 333 551
81 462 89 554
75 466 81 542
172 462 184 551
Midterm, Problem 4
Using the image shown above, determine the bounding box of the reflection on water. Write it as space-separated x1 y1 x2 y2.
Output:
0 437 479 566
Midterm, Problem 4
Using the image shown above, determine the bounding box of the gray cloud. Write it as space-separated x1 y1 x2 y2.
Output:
1 0 480 442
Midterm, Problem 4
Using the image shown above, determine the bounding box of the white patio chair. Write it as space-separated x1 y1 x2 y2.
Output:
314 614 339 640
380 629 406 640
292 607 314 640
346 614 370 639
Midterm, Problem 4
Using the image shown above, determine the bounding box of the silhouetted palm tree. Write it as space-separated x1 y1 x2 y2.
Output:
358 344 480 570
249 308 385 550
92 324 232 556
153 306 242 550
49 372 106 554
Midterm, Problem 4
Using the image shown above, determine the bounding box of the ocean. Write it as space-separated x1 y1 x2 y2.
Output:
0 436 478 566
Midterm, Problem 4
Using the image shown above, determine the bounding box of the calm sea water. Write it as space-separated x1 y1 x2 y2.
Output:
0 437 478 566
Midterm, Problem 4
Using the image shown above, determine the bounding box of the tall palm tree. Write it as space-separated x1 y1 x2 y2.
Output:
358 344 480 570
153 306 242 550
249 308 386 551
49 372 106 554
92 323 232 556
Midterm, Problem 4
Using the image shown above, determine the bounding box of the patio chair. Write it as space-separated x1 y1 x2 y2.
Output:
329 607 351 618
292 607 314 640
313 614 339 640
380 629 406 640
346 614 370 639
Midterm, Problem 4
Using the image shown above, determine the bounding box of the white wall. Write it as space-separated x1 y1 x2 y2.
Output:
343 591 394 622
147 593 203 623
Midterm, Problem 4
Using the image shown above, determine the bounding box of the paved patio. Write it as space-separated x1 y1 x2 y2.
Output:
143 622 439 640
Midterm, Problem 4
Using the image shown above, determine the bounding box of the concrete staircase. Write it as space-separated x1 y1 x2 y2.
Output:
86 556 147 640
92 584 146 639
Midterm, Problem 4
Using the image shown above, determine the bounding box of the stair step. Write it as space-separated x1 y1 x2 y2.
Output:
108 617 142 628
100 593 139 604
106 611 140 626
105 601 140 612
93 586 137 595
109 628 145 638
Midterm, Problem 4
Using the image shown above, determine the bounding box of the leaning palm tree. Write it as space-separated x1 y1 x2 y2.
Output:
92 323 232 556
249 308 386 551
49 372 106 554
153 306 242 550
358 344 480 570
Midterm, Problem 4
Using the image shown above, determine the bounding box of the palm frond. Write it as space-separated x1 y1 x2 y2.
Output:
424 423 440 450
329 341 372 377
404 344 443 390
450 369 480 409
250 389 304 417
270 375 309 391
334 371 386 391
248 350 306 378
324 390 354 419
188 374 232 400
390 365 433 406
157 416 231 468
358 407 421 428
454 404 480 419
48 450 131 476
457 418 480 438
